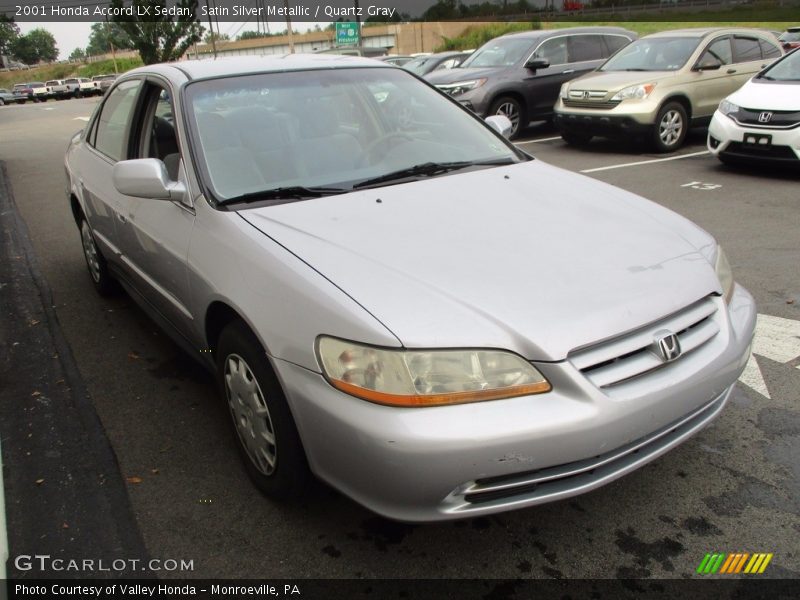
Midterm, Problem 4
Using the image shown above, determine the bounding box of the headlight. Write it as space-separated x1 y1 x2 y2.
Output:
718 99 739 117
559 83 569 100
437 78 487 96
715 246 734 304
317 337 551 407
611 83 656 101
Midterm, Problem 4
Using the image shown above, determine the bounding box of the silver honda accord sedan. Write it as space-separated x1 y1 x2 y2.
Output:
65 55 756 522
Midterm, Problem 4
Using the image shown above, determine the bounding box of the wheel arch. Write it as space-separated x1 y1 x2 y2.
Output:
659 94 692 120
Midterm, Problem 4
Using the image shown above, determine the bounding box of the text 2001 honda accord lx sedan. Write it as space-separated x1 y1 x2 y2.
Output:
65 55 755 522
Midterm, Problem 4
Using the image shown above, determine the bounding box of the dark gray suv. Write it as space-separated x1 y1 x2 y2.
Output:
426 27 637 138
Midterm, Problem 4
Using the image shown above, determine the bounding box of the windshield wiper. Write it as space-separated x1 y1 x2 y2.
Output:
352 159 515 190
755 74 775 80
220 185 349 205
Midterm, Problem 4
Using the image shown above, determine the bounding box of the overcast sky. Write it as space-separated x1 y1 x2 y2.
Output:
18 21 319 60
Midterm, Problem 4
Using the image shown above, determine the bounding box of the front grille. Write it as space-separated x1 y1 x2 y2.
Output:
563 98 621 110
568 296 719 389
725 142 799 161
451 390 727 508
734 108 800 129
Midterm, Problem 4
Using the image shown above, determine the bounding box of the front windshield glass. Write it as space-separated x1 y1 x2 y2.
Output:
459 37 534 68
185 67 522 203
779 31 800 42
601 37 701 72
760 49 800 81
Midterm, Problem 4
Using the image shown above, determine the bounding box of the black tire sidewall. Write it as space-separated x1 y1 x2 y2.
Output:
653 102 688 153
216 322 309 500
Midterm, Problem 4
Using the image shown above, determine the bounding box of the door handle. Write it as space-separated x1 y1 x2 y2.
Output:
117 212 127 224
726 68 737 74
561 69 575 74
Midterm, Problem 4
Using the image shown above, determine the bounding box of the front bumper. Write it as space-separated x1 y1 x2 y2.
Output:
708 111 800 162
554 98 657 137
276 285 756 522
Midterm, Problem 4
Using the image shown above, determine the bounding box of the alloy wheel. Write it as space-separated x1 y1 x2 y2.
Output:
659 109 683 147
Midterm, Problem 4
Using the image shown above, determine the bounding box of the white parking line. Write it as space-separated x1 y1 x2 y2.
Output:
580 150 710 173
73 117 90 122
517 136 562 144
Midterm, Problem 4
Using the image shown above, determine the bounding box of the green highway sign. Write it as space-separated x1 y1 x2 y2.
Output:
335 22 360 46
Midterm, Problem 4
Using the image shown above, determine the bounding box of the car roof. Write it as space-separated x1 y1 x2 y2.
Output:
146 54 391 82
646 27 771 38
501 26 635 40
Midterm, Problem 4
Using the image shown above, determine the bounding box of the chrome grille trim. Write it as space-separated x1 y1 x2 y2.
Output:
562 98 621 110
446 389 728 509
569 296 719 389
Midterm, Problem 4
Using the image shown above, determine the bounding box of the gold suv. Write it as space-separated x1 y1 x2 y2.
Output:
554 28 783 152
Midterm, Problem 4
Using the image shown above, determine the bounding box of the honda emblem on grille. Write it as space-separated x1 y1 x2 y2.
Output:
583 90 591 99
758 112 773 123
654 331 682 363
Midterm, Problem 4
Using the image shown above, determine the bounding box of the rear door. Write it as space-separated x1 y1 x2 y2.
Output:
731 35 775 86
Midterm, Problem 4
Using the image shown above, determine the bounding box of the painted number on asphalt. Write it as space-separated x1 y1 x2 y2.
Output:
681 181 721 190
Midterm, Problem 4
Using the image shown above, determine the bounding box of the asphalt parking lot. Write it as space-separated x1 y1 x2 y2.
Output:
1 97 798 581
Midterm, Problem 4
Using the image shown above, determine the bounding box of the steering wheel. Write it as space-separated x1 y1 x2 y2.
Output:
359 132 415 167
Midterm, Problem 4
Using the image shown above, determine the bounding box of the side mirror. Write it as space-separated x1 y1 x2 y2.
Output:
485 115 513 139
694 57 722 71
525 58 550 70
113 158 186 202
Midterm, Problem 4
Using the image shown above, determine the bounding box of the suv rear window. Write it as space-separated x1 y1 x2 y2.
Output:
733 37 762 62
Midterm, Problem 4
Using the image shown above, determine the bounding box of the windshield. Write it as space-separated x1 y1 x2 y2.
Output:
779 31 800 42
185 67 522 203
759 49 800 81
601 37 701 71
460 37 534 68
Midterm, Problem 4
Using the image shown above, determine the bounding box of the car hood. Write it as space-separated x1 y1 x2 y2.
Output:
425 66 503 84
566 70 679 93
239 161 720 361
727 78 800 110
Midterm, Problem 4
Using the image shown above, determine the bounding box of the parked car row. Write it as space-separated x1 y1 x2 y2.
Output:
424 26 793 157
6 75 116 104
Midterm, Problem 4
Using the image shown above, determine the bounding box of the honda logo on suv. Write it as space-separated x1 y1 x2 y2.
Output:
758 112 773 123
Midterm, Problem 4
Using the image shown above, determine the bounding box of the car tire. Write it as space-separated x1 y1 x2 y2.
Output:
217 321 310 501
490 96 527 140
79 217 118 296
652 102 688 153
561 130 593 147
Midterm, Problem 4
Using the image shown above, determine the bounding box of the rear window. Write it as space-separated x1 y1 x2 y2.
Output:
46 80 59 86
733 37 762 62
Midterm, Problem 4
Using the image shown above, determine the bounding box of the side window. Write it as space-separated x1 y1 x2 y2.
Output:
733 37 763 63
568 35 605 62
700 37 733 66
136 85 181 181
534 37 568 65
759 39 781 59
603 35 630 57
92 79 141 161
